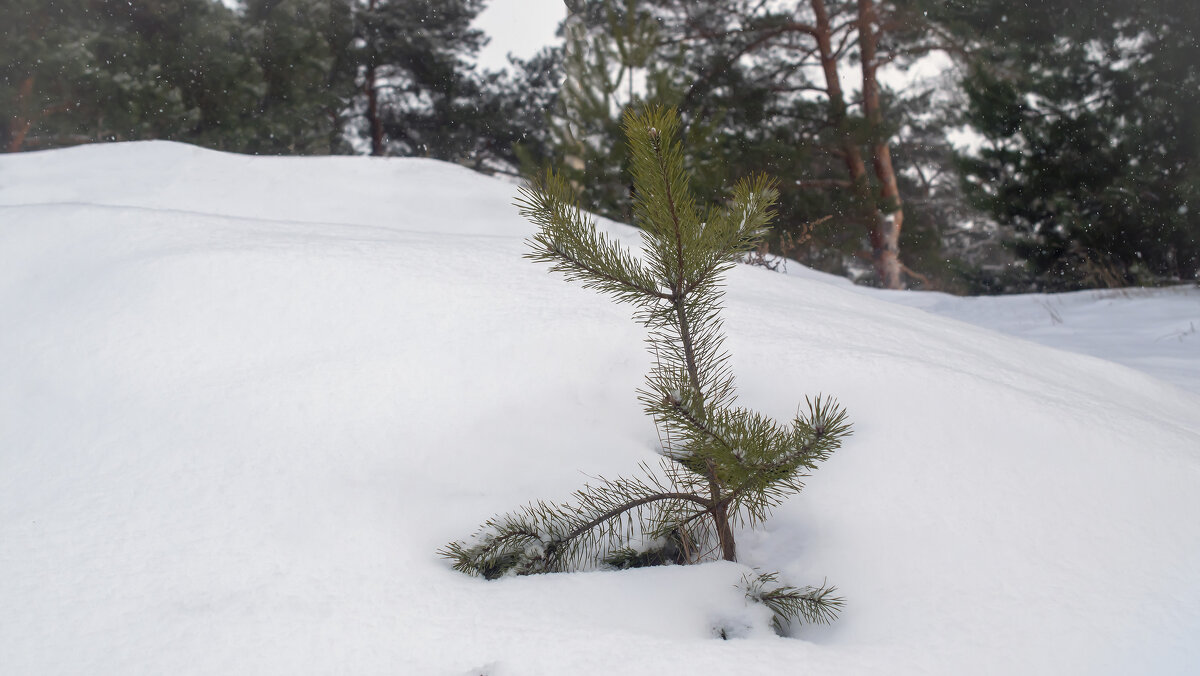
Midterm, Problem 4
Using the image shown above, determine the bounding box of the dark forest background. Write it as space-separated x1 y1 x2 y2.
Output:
4 0 1197 293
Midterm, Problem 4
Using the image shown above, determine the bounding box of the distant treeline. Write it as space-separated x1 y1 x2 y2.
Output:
3 0 1196 292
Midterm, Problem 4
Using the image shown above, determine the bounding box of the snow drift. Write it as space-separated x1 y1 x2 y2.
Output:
2 142 1198 675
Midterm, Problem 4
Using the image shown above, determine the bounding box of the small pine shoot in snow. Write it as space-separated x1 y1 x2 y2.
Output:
441 106 850 632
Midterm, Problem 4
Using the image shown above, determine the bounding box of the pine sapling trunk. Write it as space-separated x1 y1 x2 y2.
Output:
712 499 737 561
673 296 736 562
659 128 736 561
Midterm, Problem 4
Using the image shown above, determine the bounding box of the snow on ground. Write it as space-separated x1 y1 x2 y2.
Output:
767 256 1200 396
874 283 1200 395
2 142 1198 675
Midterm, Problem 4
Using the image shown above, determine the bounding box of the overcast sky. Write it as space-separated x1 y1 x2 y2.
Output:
218 0 565 72
473 0 565 70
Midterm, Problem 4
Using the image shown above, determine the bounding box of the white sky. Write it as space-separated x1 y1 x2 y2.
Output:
473 0 566 70
218 0 565 72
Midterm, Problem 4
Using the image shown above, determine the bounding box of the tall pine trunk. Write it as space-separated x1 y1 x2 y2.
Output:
811 0 906 289
857 0 905 289
811 0 868 191
810 1 873 271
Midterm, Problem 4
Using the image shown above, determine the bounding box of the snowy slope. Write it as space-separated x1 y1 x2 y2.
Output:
2 142 1199 675
874 284 1200 395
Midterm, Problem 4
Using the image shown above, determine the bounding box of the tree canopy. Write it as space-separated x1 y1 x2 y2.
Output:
3 0 1195 291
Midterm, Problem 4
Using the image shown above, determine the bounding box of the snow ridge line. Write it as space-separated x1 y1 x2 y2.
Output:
0 200 528 241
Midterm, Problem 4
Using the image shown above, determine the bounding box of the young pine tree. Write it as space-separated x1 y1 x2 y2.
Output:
442 106 849 629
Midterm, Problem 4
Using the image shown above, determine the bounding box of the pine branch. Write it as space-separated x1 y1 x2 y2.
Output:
626 108 701 292
682 174 779 299
559 487 711 547
741 570 845 631
520 170 668 305
652 388 743 467
441 463 714 578
545 240 671 301
723 396 851 526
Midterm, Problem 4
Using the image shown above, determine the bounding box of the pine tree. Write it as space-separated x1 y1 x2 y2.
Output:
1 0 249 152
1 0 352 155
353 0 489 159
949 0 1200 288
442 106 849 630
239 0 356 155
546 0 995 291
536 0 670 220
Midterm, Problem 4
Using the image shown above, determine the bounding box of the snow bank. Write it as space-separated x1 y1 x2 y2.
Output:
2 142 1198 675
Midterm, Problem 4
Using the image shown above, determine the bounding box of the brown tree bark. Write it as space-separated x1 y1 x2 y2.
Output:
713 502 737 561
7 77 37 153
857 0 906 289
810 0 885 274
653 2 916 288
7 76 74 153
807 0 908 289
811 0 867 188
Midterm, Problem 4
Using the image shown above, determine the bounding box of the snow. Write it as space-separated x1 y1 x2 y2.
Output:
2 141 1198 675
880 287 1200 395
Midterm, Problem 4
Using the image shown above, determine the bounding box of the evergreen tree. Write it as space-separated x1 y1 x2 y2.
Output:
947 0 1200 288
499 47 565 174
548 0 991 290
886 86 1015 294
443 107 849 630
353 0 488 159
1 0 252 151
539 0 674 219
463 49 563 174
111 0 264 150
1 0 354 155
239 0 356 155
2 0 89 151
